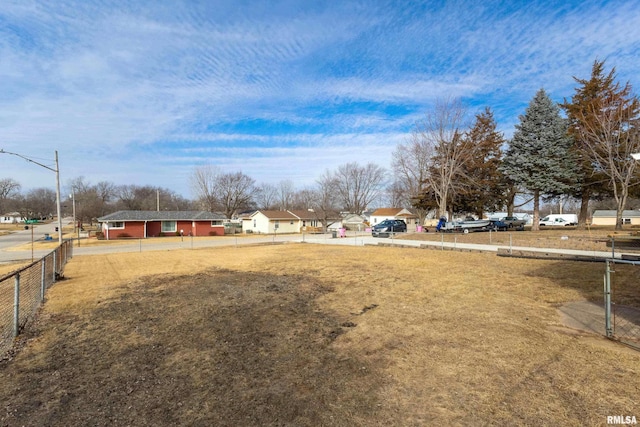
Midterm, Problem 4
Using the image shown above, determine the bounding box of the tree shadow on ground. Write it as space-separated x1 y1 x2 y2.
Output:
0 268 387 427
528 259 640 341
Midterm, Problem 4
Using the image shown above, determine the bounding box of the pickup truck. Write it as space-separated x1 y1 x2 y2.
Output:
500 216 526 230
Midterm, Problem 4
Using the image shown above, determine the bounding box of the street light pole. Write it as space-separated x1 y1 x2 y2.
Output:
0 149 63 244
70 190 76 234
54 151 62 244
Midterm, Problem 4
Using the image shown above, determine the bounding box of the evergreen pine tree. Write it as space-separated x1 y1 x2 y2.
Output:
501 89 579 230
454 107 506 217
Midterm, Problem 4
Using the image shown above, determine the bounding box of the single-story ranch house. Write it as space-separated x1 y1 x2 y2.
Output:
242 210 322 234
1 212 24 224
591 210 640 226
98 210 226 239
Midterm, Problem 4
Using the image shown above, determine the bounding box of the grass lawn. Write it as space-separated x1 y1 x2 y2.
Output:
0 243 639 425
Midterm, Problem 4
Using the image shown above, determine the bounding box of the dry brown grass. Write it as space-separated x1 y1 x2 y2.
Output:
0 243 639 426
0 262 30 277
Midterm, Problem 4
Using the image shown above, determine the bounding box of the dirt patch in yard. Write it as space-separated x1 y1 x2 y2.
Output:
1 244 639 426
1 268 383 426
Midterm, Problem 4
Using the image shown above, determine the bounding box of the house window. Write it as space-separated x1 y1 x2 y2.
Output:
290 220 294 225
109 221 124 229
211 220 223 226
253 219 257 228
161 221 176 232
623 218 632 225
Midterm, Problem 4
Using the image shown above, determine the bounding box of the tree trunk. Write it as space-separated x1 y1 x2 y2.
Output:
613 181 630 230
532 189 540 231
577 191 590 230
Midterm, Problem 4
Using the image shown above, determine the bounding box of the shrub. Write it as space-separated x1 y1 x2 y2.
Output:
117 233 132 239
96 231 104 240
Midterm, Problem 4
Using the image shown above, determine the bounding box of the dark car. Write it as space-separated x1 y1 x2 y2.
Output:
489 219 509 231
371 219 407 237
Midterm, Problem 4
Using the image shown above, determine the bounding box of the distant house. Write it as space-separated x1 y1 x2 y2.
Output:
244 210 299 234
327 213 368 231
369 208 419 228
591 210 640 226
243 210 323 234
1 212 24 224
97 210 226 239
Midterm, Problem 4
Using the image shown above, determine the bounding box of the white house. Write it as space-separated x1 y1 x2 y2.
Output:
1 212 24 224
369 208 420 228
243 210 311 234
591 210 640 226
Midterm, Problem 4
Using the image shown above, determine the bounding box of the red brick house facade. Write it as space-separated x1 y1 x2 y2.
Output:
98 210 226 240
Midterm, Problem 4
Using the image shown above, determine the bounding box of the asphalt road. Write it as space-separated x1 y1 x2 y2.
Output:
0 226 620 264
0 218 74 262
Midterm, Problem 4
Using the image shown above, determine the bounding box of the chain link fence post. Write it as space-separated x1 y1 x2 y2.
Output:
13 273 20 338
604 260 612 338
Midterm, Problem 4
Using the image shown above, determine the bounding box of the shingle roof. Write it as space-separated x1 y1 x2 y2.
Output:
287 210 316 220
371 208 403 216
251 210 299 220
592 210 640 217
98 210 226 222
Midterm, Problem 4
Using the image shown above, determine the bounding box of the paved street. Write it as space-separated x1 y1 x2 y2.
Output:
0 218 73 262
0 226 621 263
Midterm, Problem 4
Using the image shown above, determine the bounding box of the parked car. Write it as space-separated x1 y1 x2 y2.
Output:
500 216 527 230
371 219 407 237
490 219 509 231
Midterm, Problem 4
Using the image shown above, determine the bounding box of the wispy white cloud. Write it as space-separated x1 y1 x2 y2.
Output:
1 0 639 195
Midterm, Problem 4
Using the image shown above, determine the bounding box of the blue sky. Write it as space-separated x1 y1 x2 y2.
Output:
1 0 639 198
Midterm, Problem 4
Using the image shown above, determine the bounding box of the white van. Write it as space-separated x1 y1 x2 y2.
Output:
539 214 578 226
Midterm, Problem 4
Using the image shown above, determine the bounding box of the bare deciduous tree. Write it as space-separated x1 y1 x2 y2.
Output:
0 178 21 213
21 188 56 219
191 166 257 218
214 172 256 219
255 183 279 210
277 180 296 210
190 165 221 212
412 98 474 219
392 131 434 224
308 172 340 229
564 62 640 229
331 162 386 213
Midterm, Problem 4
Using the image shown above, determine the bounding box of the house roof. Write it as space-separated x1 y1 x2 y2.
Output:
592 210 640 217
287 210 316 220
251 210 299 220
371 208 416 218
342 213 366 222
98 210 226 222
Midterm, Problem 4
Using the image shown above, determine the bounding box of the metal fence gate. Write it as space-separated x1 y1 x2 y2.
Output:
0 240 73 358
604 259 640 350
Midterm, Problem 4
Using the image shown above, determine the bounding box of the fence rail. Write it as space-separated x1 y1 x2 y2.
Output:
0 240 73 357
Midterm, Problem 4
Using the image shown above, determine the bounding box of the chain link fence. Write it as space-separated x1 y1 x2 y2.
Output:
604 259 640 350
0 240 73 357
